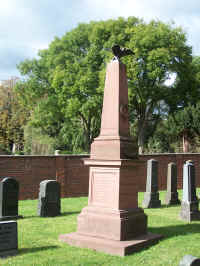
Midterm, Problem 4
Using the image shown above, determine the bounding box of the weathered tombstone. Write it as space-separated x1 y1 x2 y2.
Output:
180 160 200 222
142 159 161 208
59 46 162 256
0 221 18 257
179 255 200 266
0 177 22 221
165 162 180 205
38 180 61 217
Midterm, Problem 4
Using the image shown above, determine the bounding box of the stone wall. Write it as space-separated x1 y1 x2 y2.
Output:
0 153 199 200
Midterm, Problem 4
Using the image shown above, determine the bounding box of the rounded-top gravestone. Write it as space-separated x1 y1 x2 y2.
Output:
0 177 22 220
38 180 61 217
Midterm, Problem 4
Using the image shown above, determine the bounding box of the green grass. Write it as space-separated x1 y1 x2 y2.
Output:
2 189 200 266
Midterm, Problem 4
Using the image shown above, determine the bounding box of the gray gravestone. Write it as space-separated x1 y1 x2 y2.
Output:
0 177 22 221
38 180 61 217
0 220 18 257
180 161 200 222
165 162 180 205
179 255 200 266
142 159 161 208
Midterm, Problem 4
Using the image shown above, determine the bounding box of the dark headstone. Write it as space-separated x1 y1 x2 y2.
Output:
38 180 61 217
179 255 200 266
0 221 18 257
0 177 22 221
165 162 180 205
180 161 200 222
142 159 161 208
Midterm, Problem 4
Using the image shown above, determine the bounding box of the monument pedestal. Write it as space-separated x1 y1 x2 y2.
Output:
59 159 162 256
60 232 162 257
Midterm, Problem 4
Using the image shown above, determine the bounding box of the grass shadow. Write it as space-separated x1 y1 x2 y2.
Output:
21 211 80 219
21 215 38 219
19 245 59 255
142 203 181 210
149 223 200 239
59 211 80 217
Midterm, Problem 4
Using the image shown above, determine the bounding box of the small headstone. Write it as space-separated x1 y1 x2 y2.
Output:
180 161 200 222
0 177 22 221
38 180 61 217
179 254 200 266
165 162 180 205
142 159 161 208
0 221 18 257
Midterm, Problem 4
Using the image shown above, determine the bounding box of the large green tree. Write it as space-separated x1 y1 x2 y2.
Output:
0 78 26 152
124 21 194 153
16 17 195 153
147 103 200 153
16 17 140 152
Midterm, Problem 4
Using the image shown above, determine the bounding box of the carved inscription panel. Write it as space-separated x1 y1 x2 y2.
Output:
0 221 17 252
89 167 119 208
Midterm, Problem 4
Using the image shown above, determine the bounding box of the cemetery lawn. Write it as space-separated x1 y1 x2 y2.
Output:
2 189 200 266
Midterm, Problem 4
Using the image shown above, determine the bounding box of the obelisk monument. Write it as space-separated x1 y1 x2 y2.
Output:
59 46 162 256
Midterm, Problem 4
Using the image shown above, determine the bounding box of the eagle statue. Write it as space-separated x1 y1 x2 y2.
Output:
112 45 134 60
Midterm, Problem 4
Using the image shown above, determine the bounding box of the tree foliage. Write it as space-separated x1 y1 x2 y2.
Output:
16 17 141 152
145 56 200 153
0 78 26 152
16 17 196 153
124 20 194 152
167 103 200 152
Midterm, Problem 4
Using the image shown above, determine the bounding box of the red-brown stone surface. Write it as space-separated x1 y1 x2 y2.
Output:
59 59 162 256
59 232 162 257
90 60 137 160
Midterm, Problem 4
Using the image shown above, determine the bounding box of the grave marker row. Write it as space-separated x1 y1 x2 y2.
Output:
143 159 200 222
0 178 61 257
0 177 61 220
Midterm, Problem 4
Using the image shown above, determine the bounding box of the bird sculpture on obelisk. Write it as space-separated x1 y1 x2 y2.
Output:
59 45 162 256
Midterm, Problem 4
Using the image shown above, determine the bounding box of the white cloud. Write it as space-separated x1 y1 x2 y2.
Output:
1 0 200 78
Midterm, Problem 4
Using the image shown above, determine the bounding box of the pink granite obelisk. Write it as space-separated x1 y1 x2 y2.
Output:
59 59 162 256
90 59 137 160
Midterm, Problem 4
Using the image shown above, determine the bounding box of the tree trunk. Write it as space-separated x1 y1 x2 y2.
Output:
183 133 190 153
138 119 147 154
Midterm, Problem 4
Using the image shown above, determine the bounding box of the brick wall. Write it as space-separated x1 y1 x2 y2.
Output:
0 153 199 200
139 153 200 191
0 155 89 200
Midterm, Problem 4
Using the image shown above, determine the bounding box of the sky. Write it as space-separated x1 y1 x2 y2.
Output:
1 0 200 80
